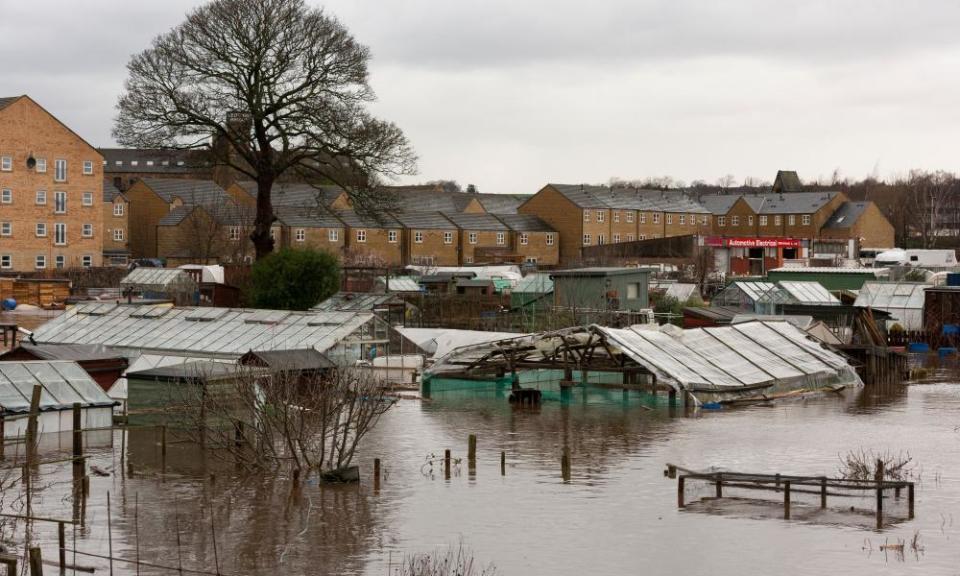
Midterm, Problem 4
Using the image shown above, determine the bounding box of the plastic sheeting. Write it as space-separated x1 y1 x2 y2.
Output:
854 282 930 331
0 361 115 414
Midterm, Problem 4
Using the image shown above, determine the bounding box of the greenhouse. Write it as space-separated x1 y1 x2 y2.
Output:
854 282 930 332
711 281 778 310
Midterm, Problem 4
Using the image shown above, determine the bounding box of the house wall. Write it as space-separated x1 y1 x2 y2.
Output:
636 211 664 239
102 196 129 260
715 198 758 237
404 229 460 266
663 212 702 237
0 97 104 270
819 203 895 249
344 227 403 266
512 231 559 266
126 180 173 258
460 229 506 265
283 226 346 257
518 186 584 264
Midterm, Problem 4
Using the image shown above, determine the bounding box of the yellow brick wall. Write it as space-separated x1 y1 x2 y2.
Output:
404 229 460 266
460 229 507 264
513 231 559 265
344 227 403 266
518 186 584 264
126 180 173 258
0 97 103 270
101 197 129 255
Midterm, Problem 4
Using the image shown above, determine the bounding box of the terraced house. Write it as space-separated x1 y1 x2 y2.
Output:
102 183 129 266
518 183 710 264
0 95 104 271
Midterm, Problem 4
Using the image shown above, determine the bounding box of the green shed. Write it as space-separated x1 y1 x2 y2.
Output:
551 267 652 311
766 267 887 291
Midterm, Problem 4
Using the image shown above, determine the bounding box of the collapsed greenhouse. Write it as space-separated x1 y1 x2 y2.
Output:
425 320 862 405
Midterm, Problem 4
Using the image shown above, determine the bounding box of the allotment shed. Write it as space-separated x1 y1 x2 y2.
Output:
551 267 652 311
766 267 887 291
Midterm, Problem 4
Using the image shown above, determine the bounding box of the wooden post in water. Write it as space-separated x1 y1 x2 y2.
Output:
500 451 506 476
0 554 17 576
26 384 41 463
715 474 722 498
468 434 477 466
29 547 42 576
161 425 167 475
0 414 5 460
908 483 915 519
561 446 571 482
72 403 83 475
373 458 381 491
677 476 685 508
820 477 827 509
444 449 451 480
58 521 65 575
783 481 791 519
876 459 885 530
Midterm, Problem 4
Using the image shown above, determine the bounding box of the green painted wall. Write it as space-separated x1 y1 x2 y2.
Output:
766 270 877 291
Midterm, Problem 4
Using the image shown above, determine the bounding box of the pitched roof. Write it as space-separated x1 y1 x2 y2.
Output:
158 205 196 226
99 148 209 174
274 205 344 229
235 181 347 208
139 178 230 205
0 360 115 414
385 186 478 212
698 195 742 215
823 201 869 229
0 343 125 362
312 292 404 312
473 193 529 214
546 184 710 213
334 210 401 228
773 170 803 193
494 214 556 232
103 182 124 203
392 211 456 230
0 96 21 111
442 212 509 231
757 191 839 214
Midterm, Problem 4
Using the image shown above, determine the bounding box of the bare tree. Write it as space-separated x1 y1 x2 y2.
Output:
174 365 395 476
114 0 417 260
716 174 736 189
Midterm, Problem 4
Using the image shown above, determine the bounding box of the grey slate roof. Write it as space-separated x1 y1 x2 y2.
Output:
99 149 209 174
0 96 21 111
443 212 509 231
494 214 556 232
823 201 869 229
274 205 344 229
698 195 742 215
473 193 529 214
235 181 347 208
392 211 456 230
103 182 124 203
757 192 838 214
140 178 230 205
335 211 401 228
546 184 710 213
158 205 195 226
385 186 477 212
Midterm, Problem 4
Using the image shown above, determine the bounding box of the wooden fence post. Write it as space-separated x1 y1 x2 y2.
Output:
29 547 42 576
561 446 571 482
784 481 791 519
444 449 451 480
715 473 723 499
467 434 477 465
876 459 885 530
373 458 381 491
26 385 42 462
908 483 915 519
820 477 827 509
677 476 685 508
58 521 65 575
500 451 506 476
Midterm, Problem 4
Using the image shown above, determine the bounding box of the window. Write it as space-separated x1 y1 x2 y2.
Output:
613 233 621 243
596 210 605 223
82 192 93 206
295 228 305 242
387 230 397 243
54 191 66 213
146 161 154 167
54 159 66 182
718 216 726 227
652 213 660 224
82 161 94 175
35 190 46 205
469 232 478 244
640 213 646 224
759 215 767 226
626 234 635 241
328 229 339 242
598 234 606 245
229 226 240 241
639 234 646 240
747 215 754 226
443 231 453 244
58 223 69 244
35 255 46 269
55 255 65 269
679 215 685 225
114 203 124 216
582 234 591 245
0 157 10 171
583 210 590 223
700 216 708 226
666 214 673 225
131 161 139 167
36 158 46 173
113 228 124 242
414 231 423 243
0 222 9 236
35 223 47 237
613 211 620 223
775 215 782 226
1 189 11 204
626 283 640 300
788 215 796 226
525 257 538 264
496 232 505 245
0 255 10 269
626 212 634 223
546 233 555 246
802 214 811 225
520 233 529 245
731 216 739 226
81 255 92 268
356 229 367 243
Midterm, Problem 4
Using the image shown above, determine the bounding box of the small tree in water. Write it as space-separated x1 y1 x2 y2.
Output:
250 248 340 310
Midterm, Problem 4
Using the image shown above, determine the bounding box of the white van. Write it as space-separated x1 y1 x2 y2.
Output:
874 248 957 268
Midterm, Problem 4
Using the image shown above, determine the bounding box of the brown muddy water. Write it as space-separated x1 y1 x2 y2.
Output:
6 380 960 575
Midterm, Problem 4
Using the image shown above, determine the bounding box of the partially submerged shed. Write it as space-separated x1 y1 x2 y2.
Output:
854 282 929 332
120 267 198 305
0 343 128 391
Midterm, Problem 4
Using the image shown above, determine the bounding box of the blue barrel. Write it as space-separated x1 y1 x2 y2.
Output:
1 298 15 311
907 342 930 353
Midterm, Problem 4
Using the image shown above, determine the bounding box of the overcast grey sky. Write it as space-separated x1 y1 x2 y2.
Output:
4 0 960 193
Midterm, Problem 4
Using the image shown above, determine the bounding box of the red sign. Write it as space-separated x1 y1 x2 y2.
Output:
705 236 801 248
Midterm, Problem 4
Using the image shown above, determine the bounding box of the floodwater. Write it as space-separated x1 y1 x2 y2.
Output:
7 378 960 575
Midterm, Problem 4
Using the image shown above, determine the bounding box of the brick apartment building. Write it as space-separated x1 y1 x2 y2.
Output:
0 95 104 271
102 182 130 266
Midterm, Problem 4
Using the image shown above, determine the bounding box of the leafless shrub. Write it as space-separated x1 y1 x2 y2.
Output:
395 543 497 576
839 448 914 481
172 364 395 475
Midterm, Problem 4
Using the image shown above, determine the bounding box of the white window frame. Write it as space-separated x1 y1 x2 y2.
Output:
731 216 739 226
775 215 782 226
718 216 726 227
626 234 635 241
35 255 46 269
802 214 811 225
639 213 646 224
666 214 673 225
613 233 620 243
57 223 69 244
387 230 397 243
0 222 9 236
679 214 685 225
443 231 453 244
113 202 124 216
596 210 605 223
546 233 555 246
496 232 505 245
295 228 305 242
35 190 46 205
788 215 796 226
54 191 66 214
520 233 528 245
700 215 708 226
82 161 94 175
598 234 606 245
613 211 620 223
356 229 367 243
229 226 240 241
82 192 93 206
1 189 11 204
639 234 646 240
747 215 753 226
81 223 93 238
626 212 634 223
35 223 47 237
759 215 767 226
55 255 65 269
414 231 424 244
36 158 46 173
328 229 339 242
582 234 591 245
0 255 10 269
583 210 590 223
54 159 67 182
113 228 124 242
652 213 660 224
468 232 478 244
0 157 11 172
81 255 92 268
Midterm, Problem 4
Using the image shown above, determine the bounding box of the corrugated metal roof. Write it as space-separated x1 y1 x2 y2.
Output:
443 212 508 231
494 214 556 232
31 305 378 360
0 361 115 414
